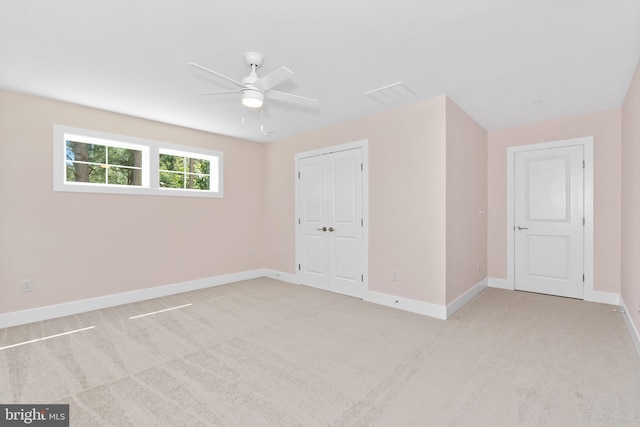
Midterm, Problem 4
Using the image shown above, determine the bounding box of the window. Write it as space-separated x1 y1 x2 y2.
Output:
159 149 218 192
54 125 223 198
65 140 146 187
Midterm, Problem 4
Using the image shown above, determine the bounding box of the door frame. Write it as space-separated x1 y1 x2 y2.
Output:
294 140 369 294
506 136 594 300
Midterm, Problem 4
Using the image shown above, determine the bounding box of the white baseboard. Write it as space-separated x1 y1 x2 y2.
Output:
364 291 447 320
0 269 266 329
263 269 299 285
446 278 488 319
620 297 640 359
5 268 625 337
488 277 511 290
584 290 621 306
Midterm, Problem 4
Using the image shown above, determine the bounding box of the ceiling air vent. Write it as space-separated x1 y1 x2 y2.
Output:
364 82 419 105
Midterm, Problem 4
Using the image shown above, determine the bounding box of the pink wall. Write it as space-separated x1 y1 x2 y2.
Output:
445 98 488 304
487 109 622 293
4 84 629 319
0 91 486 314
264 97 448 305
621 61 640 334
0 90 265 314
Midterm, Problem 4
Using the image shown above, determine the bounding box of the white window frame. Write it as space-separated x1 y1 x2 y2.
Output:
53 125 223 198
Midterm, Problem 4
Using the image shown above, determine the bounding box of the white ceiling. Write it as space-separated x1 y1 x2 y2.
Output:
1 0 639 143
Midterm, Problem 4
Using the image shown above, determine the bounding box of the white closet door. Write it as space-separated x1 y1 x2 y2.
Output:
298 148 364 298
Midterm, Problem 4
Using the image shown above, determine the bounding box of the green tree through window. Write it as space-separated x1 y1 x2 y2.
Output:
66 141 142 186
159 152 210 190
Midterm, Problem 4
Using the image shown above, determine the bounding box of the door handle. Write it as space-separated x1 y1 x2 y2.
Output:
316 227 327 232
328 227 335 232
517 226 528 230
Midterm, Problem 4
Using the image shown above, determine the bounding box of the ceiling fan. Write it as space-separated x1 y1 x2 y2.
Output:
188 52 318 109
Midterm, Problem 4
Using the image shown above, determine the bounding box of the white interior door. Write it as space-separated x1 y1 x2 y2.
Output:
298 148 364 298
514 145 584 299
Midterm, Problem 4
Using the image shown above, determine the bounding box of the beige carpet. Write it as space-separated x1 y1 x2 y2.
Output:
1 278 639 426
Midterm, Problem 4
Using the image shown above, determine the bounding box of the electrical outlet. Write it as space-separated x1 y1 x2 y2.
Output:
392 270 398 282
21 279 33 293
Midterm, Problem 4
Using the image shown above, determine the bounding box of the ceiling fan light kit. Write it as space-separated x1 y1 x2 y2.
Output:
241 88 264 108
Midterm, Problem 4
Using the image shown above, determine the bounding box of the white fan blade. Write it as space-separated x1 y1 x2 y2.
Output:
196 90 241 96
267 90 318 107
253 66 293 92
188 62 244 88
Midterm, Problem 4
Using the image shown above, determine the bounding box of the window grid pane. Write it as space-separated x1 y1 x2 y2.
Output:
159 171 184 189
